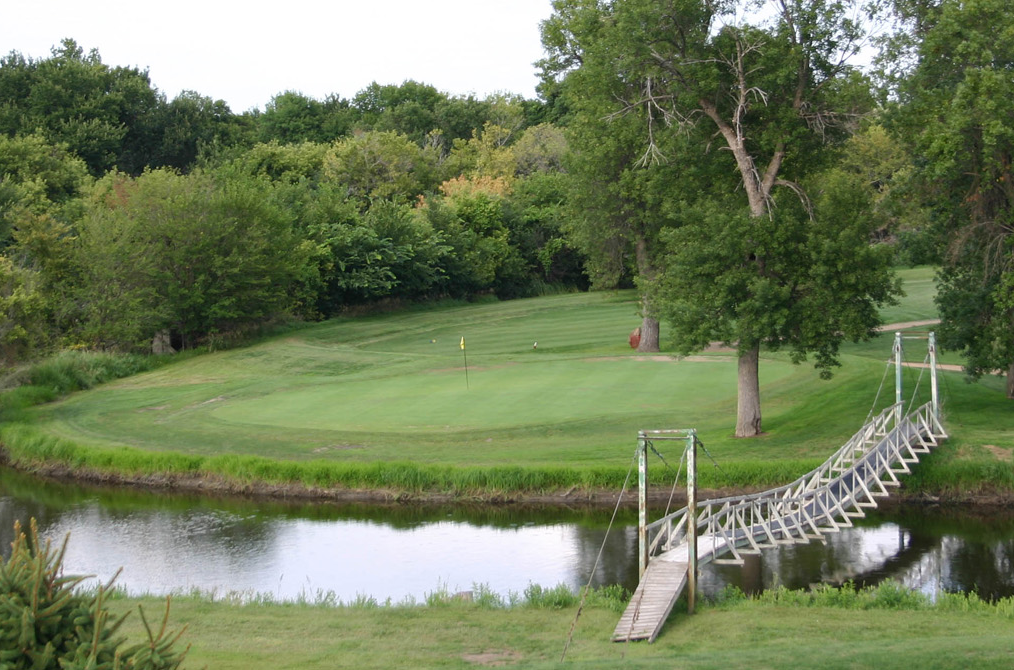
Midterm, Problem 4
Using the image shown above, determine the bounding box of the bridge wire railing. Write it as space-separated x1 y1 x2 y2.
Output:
645 402 947 565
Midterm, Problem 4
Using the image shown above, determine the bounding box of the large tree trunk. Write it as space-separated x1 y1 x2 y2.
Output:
1007 360 1014 399
634 235 660 353
736 344 763 437
638 316 660 352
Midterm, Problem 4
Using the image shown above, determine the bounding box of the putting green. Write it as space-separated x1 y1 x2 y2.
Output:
209 357 785 432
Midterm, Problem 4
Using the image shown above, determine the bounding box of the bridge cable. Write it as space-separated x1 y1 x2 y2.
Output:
695 436 728 480
905 352 930 416
647 439 680 476
864 356 895 425
660 445 688 523
560 450 637 662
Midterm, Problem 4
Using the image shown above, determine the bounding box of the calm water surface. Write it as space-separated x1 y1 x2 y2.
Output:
1 468 1012 602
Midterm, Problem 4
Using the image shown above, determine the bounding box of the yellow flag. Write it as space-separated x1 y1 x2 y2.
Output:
460 336 465 350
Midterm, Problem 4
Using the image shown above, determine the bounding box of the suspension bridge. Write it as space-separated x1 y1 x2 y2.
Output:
612 332 949 643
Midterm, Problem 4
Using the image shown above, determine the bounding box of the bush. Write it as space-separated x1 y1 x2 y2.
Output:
27 350 157 395
0 518 190 669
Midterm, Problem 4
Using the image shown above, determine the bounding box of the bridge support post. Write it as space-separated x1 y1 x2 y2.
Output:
929 331 939 419
894 331 903 426
637 432 648 579
687 430 698 615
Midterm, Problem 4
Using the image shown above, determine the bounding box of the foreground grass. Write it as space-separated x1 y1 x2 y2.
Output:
107 583 1014 669
3 266 1013 495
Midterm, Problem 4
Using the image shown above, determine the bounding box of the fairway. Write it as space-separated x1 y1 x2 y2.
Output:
17 268 990 475
24 291 810 467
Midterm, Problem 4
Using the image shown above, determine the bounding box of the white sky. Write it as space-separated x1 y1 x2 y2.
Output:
3 0 556 112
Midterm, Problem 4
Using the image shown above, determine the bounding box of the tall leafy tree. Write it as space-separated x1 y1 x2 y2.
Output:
543 0 897 436
0 40 161 175
258 91 354 145
886 0 1014 396
0 255 48 365
541 0 716 353
353 81 447 145
322 130 438 206
148 91 238 172
72 170 312 350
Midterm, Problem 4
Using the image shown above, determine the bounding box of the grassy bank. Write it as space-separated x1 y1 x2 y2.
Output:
2 266 1013 497
106 582 1014 669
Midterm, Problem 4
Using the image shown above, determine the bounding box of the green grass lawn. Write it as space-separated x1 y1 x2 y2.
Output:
880 264 938 324
107 591 1014 670
6 266 1014 492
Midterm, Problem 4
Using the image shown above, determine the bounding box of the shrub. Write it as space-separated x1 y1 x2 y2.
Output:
523 583 578 609
27 350 157 395
0 518 190 669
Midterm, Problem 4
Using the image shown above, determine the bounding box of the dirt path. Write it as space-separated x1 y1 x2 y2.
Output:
877 319 941 331
876 320 970 371
699 319 945 355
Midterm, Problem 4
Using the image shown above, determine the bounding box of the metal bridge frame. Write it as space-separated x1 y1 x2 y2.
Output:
623 332 946 640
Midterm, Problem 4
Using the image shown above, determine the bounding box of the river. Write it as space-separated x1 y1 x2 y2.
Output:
1 468 1011 603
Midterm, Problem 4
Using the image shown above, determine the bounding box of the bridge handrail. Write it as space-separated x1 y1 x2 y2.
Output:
647 402 945 557
648 403 898 525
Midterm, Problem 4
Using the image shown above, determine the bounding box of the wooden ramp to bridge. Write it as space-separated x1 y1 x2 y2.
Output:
612 559 688 642
613 401 947 643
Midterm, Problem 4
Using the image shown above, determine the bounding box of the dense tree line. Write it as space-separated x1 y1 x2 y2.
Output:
0 39 582 361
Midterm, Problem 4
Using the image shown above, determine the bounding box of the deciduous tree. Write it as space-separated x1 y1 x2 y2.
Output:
542 0 897 435
72 170 311 350
886 0 1014 396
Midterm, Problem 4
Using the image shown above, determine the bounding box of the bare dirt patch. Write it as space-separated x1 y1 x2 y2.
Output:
591 355 733 363
312 444 366 453
462 650 522 666
984 445 1013 462
681 355 735 363
901 361 964 372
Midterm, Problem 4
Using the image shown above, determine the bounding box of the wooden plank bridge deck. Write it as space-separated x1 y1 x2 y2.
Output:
612 401 947 643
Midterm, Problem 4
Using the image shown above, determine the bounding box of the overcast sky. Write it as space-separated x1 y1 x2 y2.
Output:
3 0 556 112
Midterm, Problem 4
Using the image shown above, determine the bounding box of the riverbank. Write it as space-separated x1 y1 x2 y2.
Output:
8 454 1014 510
105 584 1014 669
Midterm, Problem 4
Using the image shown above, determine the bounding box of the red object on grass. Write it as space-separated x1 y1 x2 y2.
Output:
629 327 641 349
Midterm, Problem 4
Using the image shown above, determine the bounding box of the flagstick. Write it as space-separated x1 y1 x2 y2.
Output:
461 336 469 390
